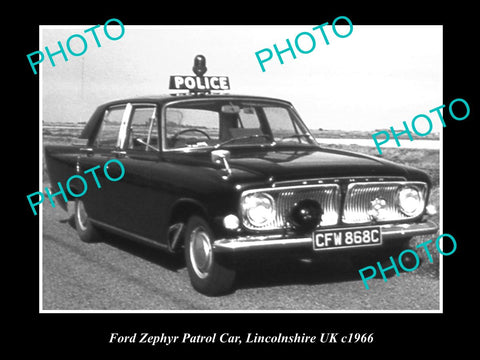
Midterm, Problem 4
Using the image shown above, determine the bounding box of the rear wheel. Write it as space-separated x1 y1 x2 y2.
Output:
184 216 236 296
74 199 102 243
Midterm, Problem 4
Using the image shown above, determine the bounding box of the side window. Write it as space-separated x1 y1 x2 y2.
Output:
127 106 159 151
94 105 126 149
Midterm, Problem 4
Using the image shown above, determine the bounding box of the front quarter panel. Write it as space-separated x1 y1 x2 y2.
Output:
145 159 241 243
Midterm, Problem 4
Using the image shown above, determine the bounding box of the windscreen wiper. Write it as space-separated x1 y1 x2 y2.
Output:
214 134 273 149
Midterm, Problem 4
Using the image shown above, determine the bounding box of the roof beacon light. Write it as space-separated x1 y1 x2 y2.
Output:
169 55 230 95
193 55 207 77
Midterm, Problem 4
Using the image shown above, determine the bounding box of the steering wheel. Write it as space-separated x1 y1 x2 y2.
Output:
170 128 211 147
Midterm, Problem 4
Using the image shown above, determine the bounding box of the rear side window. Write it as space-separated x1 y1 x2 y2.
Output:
94 105 127 149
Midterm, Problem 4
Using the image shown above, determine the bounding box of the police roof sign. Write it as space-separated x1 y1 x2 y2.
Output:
169 75 230 92
169 54 230 94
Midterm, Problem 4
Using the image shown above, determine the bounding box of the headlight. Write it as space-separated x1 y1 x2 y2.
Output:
241 192 275 227
397 186 425 217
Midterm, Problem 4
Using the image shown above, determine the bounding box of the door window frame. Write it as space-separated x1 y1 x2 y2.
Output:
92 102 160 153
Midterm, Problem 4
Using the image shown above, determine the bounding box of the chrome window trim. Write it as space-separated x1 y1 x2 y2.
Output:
126 104 159 152
95 102 159 151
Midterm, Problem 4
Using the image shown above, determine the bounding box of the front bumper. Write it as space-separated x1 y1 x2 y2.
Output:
213 220 438 252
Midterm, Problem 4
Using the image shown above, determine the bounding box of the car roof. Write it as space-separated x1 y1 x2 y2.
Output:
101 93 293 107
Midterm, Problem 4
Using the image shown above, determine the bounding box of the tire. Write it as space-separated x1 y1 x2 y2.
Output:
74 199 102 243
184 215 236 296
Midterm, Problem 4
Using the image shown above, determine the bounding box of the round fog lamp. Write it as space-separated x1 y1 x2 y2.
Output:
290 199 323 232
397 187 423 216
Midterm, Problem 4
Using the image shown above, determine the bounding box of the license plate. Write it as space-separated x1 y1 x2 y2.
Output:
313 226 382 251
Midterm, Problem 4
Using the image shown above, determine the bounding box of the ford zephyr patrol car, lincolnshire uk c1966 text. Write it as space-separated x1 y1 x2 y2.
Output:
44 56 438 296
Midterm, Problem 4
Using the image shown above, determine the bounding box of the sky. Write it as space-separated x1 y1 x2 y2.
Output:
40 24 442 131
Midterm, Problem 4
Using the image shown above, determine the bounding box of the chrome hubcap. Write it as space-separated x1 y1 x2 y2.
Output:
189 226 213 279
76 200 88 231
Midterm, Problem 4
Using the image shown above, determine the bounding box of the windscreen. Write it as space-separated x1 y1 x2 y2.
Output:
164 100 316 149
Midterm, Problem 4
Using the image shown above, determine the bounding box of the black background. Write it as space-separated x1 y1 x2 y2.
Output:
15 2 475 356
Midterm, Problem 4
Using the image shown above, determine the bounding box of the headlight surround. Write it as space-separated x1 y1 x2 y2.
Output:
241 192 276 227
396 186 425 217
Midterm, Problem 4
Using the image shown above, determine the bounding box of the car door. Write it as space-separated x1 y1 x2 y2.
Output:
97 103 166 240
77 103 130 225
78 101 174 245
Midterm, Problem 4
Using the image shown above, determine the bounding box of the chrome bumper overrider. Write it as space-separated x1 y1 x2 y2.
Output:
212 220 439 252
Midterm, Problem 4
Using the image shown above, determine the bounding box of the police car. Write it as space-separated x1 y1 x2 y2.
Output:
44 55 438 296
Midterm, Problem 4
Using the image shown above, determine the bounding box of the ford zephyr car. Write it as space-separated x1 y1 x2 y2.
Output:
44 93 438 296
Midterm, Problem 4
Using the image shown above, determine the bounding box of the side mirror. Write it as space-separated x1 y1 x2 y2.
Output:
211 149 230 164
211 149 232 176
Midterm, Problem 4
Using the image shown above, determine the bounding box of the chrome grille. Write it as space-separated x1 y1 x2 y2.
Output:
240 180 428 231
342 181 427 224
241 184 340 230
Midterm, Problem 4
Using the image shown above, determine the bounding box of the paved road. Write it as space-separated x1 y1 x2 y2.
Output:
42 203 440 311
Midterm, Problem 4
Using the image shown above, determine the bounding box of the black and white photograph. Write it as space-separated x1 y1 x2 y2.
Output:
39 24 443 311
16 6 475 355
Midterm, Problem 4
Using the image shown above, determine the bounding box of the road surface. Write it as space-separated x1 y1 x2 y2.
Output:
41 203 440 311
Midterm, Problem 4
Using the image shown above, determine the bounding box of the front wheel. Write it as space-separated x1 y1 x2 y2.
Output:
184 216 236 296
